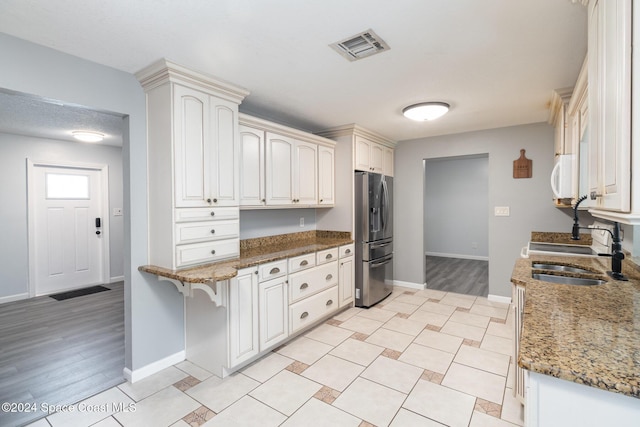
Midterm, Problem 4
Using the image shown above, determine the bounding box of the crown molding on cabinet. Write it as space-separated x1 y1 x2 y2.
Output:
239 113 336 148
548 87 573 126
316 123 397 148
135 58 250 104
570 0 589 6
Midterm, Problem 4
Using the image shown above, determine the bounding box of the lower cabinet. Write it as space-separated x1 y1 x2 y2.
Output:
289 286 339 334
512 283 526 403
228 267 259 367
259 276 288 350
338 244 355 308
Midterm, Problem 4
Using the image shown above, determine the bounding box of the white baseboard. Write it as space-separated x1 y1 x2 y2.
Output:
488 294 512 304
393 280 426 290
425 252 489 261
110 275 125 283
0 292 29 305
123 350 186 383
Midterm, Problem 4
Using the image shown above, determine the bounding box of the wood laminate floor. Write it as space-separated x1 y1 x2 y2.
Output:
425 256 489 297
0 282 125 427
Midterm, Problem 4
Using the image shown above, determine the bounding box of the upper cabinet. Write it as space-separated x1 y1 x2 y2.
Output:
354 135 393 176
548 88 573 157
239 114 335 209
586 0 634 218
137 59 249 269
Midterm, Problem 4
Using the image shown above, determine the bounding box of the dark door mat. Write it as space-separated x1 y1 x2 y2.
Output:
49 285 111 301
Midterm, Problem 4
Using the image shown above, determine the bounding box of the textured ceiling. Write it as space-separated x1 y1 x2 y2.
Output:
0 0 587 143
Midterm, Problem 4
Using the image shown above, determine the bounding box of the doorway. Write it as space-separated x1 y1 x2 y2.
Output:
423 154 489 297
28 161 109 296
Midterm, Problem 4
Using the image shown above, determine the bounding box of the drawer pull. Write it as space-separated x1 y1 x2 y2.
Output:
210 211 215 216
210 229 215 234
325 254 333 260
325 274 333 281
345 249 351 254
300 260 308 266
211 250 216 255
270 267 280 275
300 283 309 290
300 311 309 319
326 299 333 306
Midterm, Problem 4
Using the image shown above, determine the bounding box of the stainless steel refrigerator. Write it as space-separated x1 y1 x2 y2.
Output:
354 171 393 307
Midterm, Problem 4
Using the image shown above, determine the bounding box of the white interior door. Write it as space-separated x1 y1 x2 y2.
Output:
29 162 106 296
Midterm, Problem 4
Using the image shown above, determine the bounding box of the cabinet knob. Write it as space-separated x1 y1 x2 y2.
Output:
270 267 280 274
300 260 308 266
213 198 218 203
261 199 266 203
300 311 309 319
207 198 212 203
254 270 258 275
320 199 323 203
300 283 309 290
210 211 215 216
326 299 333 306
326 274 333 281
210 229 216 234
211 250 216 255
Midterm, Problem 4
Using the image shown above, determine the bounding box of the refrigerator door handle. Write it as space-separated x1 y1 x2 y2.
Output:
370 242 392 249
381 177 389 233
370 254 393 268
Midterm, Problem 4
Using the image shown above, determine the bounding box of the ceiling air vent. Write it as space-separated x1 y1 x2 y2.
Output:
330 29 390 62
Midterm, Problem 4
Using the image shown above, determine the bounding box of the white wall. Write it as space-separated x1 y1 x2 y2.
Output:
240 209 317 239
395 122 571 298
0 133 124 301
0 33 184 375
424 155 489 259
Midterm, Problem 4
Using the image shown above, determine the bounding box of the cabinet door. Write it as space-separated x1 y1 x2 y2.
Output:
294 141 318 205
354 136 371 172
173 85 211 207
209 97 239 206
383 146 394 177
228 268 259 367
339 257 354 307
266 133 294 205
370 143 384 173
259 277 288 350
239 125 265 206
318 145 335 205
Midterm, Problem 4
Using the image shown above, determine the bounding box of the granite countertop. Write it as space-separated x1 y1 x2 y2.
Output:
512 254 640 399
139 230 353 284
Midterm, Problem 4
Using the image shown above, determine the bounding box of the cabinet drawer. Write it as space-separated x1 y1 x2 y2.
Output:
290 286 339 334
175 207 239 222
258 259 288 282
339 244 354 258
289 261 338 304
316 247 338 265
288 253 316 274
176 239 239 268
175 220 239 244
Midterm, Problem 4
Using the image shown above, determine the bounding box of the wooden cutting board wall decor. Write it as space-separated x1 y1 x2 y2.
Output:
513 149 532 178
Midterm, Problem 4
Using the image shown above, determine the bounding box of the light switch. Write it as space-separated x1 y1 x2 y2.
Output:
494 206 510 217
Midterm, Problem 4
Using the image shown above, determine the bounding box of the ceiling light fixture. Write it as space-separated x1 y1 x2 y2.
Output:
72 131 104 143
402 102 450 121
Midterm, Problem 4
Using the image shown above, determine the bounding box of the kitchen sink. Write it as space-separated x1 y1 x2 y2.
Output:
531 263 595 274
531 273 606 286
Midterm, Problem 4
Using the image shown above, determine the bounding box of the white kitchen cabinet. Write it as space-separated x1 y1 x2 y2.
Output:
240 114 334 208
137 59 248 269
259 276 288 350
548 88 572 157
239 124 265 206
383 146 394 177
318 145 335 206
173 84 240 208
355 135 383 173
587 0 632 213
289 285 339 334
265 133 317 206
512 283 526 404
228 267 259 367
338 244 354 308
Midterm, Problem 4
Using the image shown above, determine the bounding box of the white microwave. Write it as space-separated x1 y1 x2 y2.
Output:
550 154 574 199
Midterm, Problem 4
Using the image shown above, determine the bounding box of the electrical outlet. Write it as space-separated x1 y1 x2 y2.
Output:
113 208 123 216
494 206 510 217
299 217 304 227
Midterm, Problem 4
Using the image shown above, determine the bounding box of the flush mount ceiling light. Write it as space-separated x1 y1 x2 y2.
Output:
72 131 104 143
402 102 450 121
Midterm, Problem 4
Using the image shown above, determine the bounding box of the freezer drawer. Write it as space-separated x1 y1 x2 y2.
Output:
356 253 393 308
362 239 393 261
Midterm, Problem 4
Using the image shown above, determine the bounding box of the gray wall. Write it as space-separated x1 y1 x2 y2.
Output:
0 33 184 373
424 155 489 259
240 209 317 239
0 133 124 300
395 122 571 298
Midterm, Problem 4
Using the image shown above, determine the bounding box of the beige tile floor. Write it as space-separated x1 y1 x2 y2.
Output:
27 287 524 427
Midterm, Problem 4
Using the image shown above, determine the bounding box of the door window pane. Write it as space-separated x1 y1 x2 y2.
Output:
46 173 90 199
